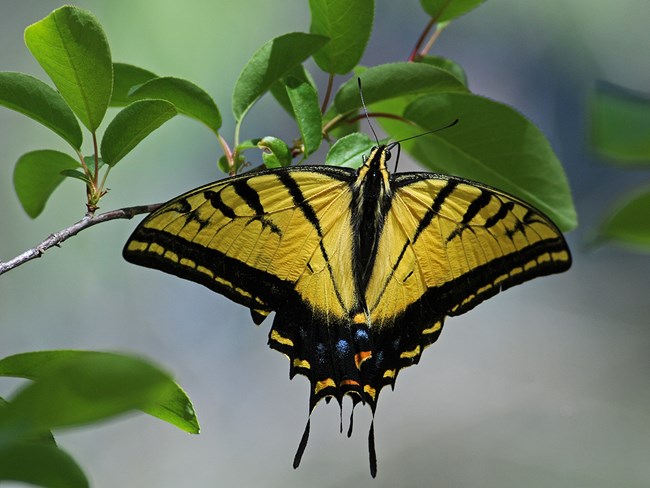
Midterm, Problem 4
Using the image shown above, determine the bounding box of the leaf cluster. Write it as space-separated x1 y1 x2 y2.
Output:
0 1 576 230
589 81 650 250
0 1 580 486
0 351 198 487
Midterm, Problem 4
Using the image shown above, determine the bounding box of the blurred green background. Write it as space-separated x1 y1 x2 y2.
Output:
1 1 649 486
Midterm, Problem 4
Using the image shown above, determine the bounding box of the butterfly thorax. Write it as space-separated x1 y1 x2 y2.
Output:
351 146 393 315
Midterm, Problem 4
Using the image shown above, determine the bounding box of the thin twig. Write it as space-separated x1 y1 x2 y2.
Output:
0 203 162 276
322 112 416 136
407 0 452 61
217 132 233 173
322 113 345 135
347 112 417 126
92 132 99 188
420 24 444 58
320 72 335 114
408 16 436 61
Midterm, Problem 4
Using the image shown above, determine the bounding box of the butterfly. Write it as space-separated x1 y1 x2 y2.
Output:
123 141 571 477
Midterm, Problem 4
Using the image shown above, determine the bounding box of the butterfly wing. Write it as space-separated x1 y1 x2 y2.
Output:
123 166 358 321
125 164 380 409
361 173 571 384
124 162 572 478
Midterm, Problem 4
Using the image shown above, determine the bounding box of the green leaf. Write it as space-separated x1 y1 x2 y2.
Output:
419 0 485 21
402 93 577 231
59 169 90 184
270 64 316 117
13 151 81 219
309 0 374 74
334 62 466 115
59 156 105 184
0 351 193 435
0 397 56 448
589 81 650 164
0 442 89 488
111 63 157 107
24 6 113 132
237 138 262 151
145 383 199 434
325 132 375 168
129 76 221 135
258 136 291 168
597 187 650 250
101 100 177 167
217 155 230 174
0 72 82 149
417 55 468 86
232 32 329 122
285 77 322 156
0 350 199 434
84 155 106 178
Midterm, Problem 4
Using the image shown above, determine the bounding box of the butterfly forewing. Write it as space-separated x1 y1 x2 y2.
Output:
385 174 571 317
124 167 358 315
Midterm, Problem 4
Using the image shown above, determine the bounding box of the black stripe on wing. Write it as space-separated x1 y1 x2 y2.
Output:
124 226 290 312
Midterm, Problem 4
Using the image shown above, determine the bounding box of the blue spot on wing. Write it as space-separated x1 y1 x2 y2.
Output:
336 339 349 357
355 329 369 340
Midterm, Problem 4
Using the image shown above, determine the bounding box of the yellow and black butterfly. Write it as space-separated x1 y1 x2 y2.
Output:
123 141 571 477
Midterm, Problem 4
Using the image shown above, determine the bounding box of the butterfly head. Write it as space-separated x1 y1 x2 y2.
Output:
355 145 392 194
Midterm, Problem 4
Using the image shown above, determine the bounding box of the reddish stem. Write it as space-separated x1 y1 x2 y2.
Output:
408 16 437 61
321 73 335 114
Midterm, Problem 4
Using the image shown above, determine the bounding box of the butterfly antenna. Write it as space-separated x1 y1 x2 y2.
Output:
386 118 459 152
358 78 380 146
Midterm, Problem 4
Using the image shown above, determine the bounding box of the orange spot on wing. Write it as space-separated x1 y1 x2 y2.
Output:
354 351 372 369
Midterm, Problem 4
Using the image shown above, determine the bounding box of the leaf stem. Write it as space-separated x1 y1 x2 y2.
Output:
321 72 335 114
0 203 162 276
92 132 99 187
232 122 243 175
420 24 445 57
98 166 111 195
217 132 234 174
234 120 241 148
322 113 345 136
408 0 452 61
77 149 90 173
323 112 415 136
357 112 415 124
409 16 436 61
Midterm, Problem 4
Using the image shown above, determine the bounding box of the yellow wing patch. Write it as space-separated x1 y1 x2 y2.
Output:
125 167 358 317
365 177 571 324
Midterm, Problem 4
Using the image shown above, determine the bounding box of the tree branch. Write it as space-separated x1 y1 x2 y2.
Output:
0 203 162 276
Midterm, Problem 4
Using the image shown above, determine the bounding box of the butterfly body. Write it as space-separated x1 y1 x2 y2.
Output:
124 145 571 476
